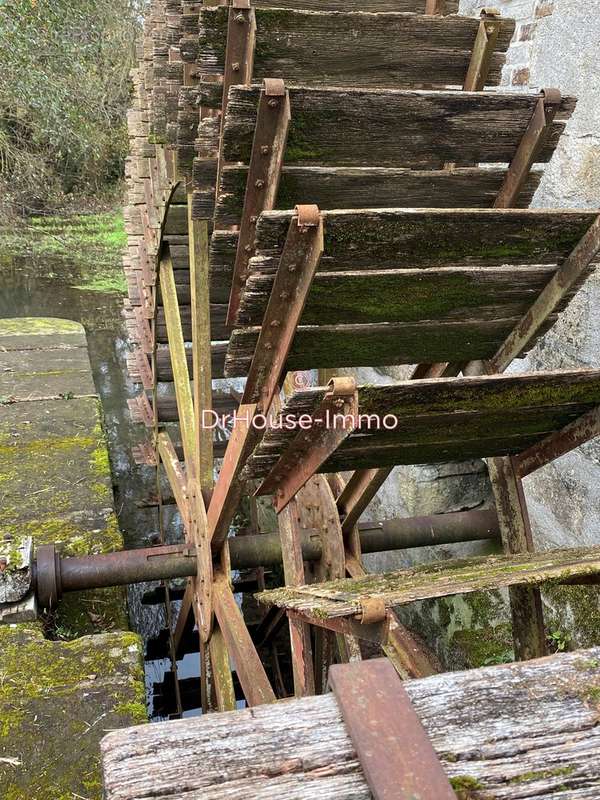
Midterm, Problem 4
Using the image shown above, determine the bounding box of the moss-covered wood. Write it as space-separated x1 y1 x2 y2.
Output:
198 7 513 89
243 369 600 477
238 266 560 326
257 546 600 620
212 85 575 167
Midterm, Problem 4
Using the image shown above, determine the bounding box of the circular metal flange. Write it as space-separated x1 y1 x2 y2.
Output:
35 544 62 610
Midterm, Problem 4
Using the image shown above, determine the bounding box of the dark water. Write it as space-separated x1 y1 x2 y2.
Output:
0 248 184 718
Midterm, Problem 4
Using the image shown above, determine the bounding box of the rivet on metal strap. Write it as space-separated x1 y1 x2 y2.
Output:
542 87 562 107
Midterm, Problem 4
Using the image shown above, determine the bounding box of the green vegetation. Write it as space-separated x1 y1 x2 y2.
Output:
0 0 143 216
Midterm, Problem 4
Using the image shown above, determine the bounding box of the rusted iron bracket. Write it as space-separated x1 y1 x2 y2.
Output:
242 205 324 413
490 214 600 371
256 377 359 513
494 88 562 208
329 659 457 800
222 0 255 121
227 79 291 325
516 405 600 478
464 9 502 92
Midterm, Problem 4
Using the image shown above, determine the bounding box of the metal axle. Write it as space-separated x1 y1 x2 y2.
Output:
32 510 500 608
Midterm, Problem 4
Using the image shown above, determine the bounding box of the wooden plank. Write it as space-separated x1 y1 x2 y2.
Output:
278 498 315 697
213 86 575 167
244 370 600 478
208 625 237 712
210 165 542 226
159 252 196 468
238 266 560 326
102 647 600 800
213 572 276 706
249 209 597 272
517 406 600 477
188 207 214 490
251 0 459 10
225 317 555 377
257 545 600 620
491 215 600 371
155 343 227 382
198 8 514 89
157 432 190 529
487 456 546 661
156 303 228 343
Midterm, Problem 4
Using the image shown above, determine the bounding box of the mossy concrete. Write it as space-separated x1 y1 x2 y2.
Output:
0 626 145 800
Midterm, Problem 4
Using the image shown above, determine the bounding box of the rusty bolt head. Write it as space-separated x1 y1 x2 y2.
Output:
234 12 245 23
244 244 252 253
231 62 240 72
270 319 280 327
279 291 289 300
288 263 297 272
255 179 265 189
267 99 279 108
250 215 257 223
260 145 270 155
264 342 272 351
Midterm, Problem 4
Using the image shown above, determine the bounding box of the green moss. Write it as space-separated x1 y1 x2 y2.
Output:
509 767 574 784
0 318 82 336
452 625 513 668
449 775 484 799
543 585 600 648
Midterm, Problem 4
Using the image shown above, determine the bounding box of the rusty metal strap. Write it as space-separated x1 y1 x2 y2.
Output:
329 659 457 800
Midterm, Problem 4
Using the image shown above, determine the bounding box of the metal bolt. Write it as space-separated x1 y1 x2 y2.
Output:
264 343 272 351
288 263 296 272
250 215 257 223
244 244 252 253
270 319 280 327
267 99 279 108
231 62 240 72
260 145 270 155
235 12 245 23
255 179 265 189
279 291 289 300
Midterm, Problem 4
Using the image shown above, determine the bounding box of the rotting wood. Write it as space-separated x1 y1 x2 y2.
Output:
207 165 541 226
101 647 600 800
198 7 513 90
257 545 600 621
159 251 195 468
214 85 575 167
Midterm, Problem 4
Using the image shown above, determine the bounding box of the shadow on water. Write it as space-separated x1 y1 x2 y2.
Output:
0 242 191 719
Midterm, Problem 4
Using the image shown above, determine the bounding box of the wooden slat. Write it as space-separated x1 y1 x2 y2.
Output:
198 8 514 89
245 370 600 478
156 303 228 343
238 266 560 326
210 86 575 168
226 317 552 376
155 343 227 382
249 209 597 272
257 546 600 620
210 165 542 226
251 0 460 10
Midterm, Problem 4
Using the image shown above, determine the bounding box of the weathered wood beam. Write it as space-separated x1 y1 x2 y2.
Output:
159 251 195 468
257 545 600 621
337 467 391 536
278 498 315 697
463 10 502 92
213 572 276 706
227 80 290 325
156 432 190 529
101 647 600 800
